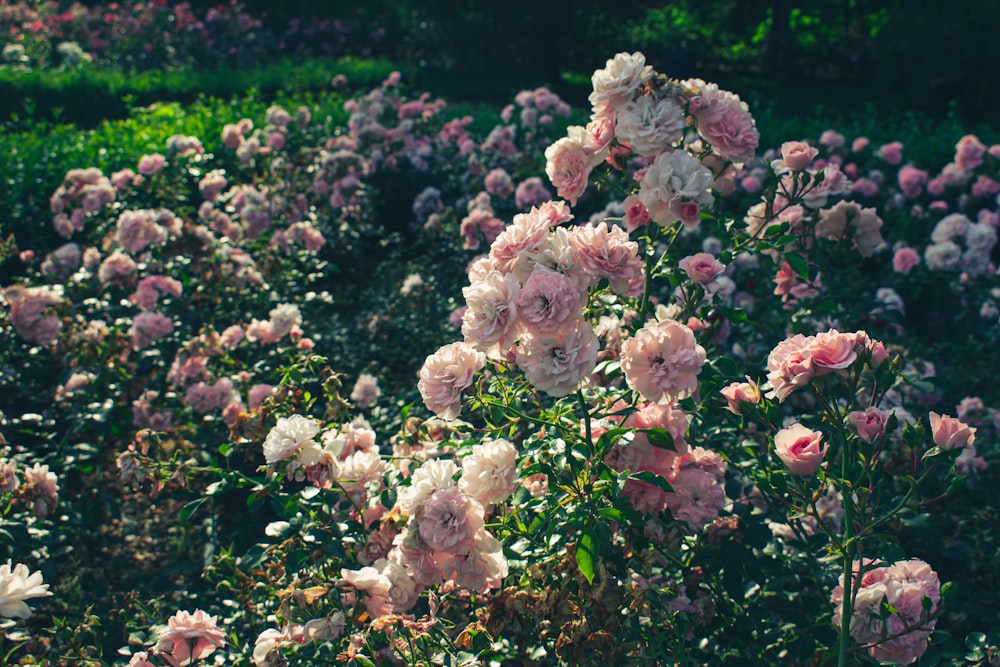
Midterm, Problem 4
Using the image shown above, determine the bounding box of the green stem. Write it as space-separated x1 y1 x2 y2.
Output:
838 434 855 667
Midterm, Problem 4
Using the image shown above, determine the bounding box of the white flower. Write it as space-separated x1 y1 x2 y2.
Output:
589 52 652 114
460 439 518 506
397 459 459 515
263 414 320 463
0 560 51 619
268 303 301 338
615 95 685 157
638 150 715 226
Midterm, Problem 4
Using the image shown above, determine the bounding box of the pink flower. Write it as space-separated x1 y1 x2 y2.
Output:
417 342 485 420
779 141 818 171
155 609 226 667
4 285 62 345
415 487 484 555
622 194 650 232
514 177 552 210
955 134 986 171
808 330 860 374
515 320 599 397
678 253 726 285
484 168 514 198
720 378 761 415
263 414 320 464
461 270 521 356
665 466 726 531
622 319 706 403
350 374 380 409
98 250 138 284
820 130 845 148
489 209 552 274
877 141 904 165
773 424 827 475
893 247 921 274
515 267 582 334
928 412 976 450
848 407 888 443
570 221 644 294
851 136 869 153
615 94 685 157
897 165 928 199
460 438 518 506
137 153 167 176
686 81 759 163
544 127 604 206
130 312 173 350
765 334 815 402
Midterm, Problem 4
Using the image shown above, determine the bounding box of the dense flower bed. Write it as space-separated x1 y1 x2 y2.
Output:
0 0 383 70
0 51 999 665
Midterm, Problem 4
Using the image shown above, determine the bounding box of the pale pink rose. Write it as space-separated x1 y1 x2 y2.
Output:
588 51 651 116
251 629 283 667
893 247 921 274
897 165 928 198
4 285 62 345
851 136 869 152
877 141 904 165
137 153 167 176
128 652 155 667
622 194 650 232
397 459 460 515
155 609 226 667
773 424 827 475
22 463 58 518
340 566 392 617
583 114 616 153
808 330 859 374
514 177 552 210
96 252 137 287
780 141 818 171
350 373 381 409
459 438 518 505
484 168 514 198
461 270 520 355
765 334 815 402
336 450 384 497
621 319 706 403
638 150 715 227
819 130 845 148
129 312 173 350
686 81 759 162
489 209 551 274
544 128 603 206
955 446 987 476
417 342 485 420
515 319 599 397
928 412 976 450
514 266 582 334
955 134 986 171
570 221 644 294
720 378 761 415
848 407 888 443
129 275 182 311
415 487 484 555
678 253 726 285
665 466 726 531
185 378 236 414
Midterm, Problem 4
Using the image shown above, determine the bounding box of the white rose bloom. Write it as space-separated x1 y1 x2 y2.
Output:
615 95 685 157
965 222 997 252
268 303 301 338
638 150 715 225
923 241 962 271
589 51 652 114
930 213 970 244
459 439 519 505
263 414 320 463
0 560 51 619
397 459 459 515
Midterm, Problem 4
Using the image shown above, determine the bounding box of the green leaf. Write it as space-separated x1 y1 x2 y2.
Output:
577 528 596 585
784 252 810 280
644 427 676 451
179 497 207 528
631 470 673 493
921 446 942 461
380 487 397 510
